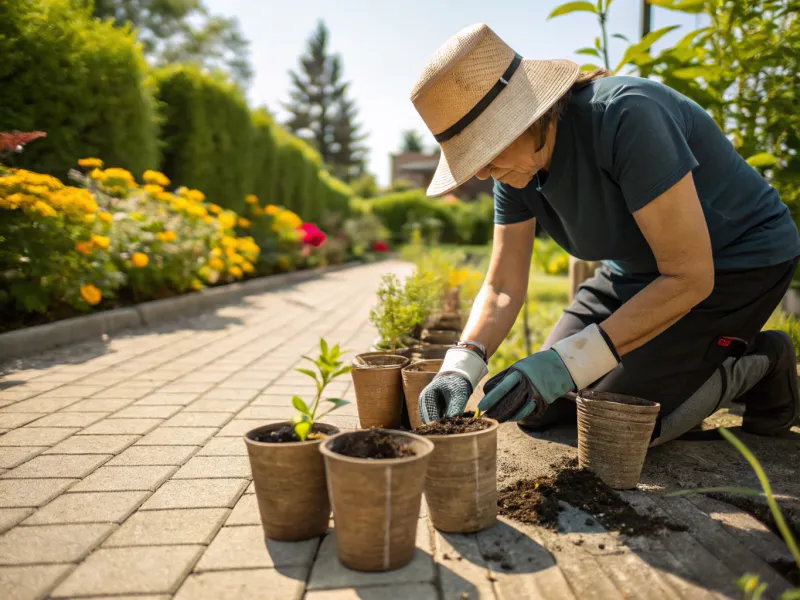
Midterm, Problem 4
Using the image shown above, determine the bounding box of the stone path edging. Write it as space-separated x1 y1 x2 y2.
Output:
0 262 361 361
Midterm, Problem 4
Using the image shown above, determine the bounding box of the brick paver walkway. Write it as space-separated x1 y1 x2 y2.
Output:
1 261 796 600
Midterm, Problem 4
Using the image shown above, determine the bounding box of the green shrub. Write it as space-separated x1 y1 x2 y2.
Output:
249 109 279 207
368 190 464 244
0 0 159 178
154 65 252 213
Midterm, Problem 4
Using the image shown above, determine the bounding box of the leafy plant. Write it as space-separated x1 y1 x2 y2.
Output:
667 427 800 598
291 338 352 441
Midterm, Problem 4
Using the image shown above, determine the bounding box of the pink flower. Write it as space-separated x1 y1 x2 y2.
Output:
371 241 389 253
298 223 326 247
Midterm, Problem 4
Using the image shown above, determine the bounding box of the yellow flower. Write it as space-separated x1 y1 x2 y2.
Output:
209 204 222 214
103 168 136 184
448 269 469 289
221 236 237 248
80 284 102 306
277 255 291 271
228 265 243 278
242 261 255 273
203 215 214 224
238 217 251 228
190 279 203 291
210 248 222 258
33 200 56 217
78 158 103 169
245 194 258 204
218 213 235 229
131 252 149 268
276 210 302 229
209 258 225 271
98 211 113 223
186 189 205 202
143 170 170 187
157 230 176 243
75 241 93 255
143 184 163 196
91 235 110 249
83 214 95 223
89 168 105 180
187 204 207 218
265 204 280 216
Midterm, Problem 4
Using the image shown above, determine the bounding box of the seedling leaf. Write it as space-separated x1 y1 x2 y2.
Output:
295 368 319 382
292 396 311 416
294 420 312 441
547 1 597 19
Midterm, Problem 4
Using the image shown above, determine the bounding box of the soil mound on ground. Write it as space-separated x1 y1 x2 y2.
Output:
498 458 686 536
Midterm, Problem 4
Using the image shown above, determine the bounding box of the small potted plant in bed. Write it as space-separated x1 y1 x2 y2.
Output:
244 338 351 541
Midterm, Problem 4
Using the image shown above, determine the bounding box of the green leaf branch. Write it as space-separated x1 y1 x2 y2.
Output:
291 338 352 441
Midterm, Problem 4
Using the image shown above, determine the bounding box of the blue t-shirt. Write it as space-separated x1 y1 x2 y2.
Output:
494 76 800 275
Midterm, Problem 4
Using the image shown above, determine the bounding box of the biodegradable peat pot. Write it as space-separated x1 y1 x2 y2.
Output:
244 422 339 541
320 429 434 571
416 417 499 533
443 287 461 313
416 343 454 360
351 352 410 429
369 339 412 358
401 359 443 430
576 391 660 490
428 312 463 332
421 329 460 346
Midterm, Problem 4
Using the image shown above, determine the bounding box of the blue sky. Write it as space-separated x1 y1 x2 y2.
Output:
204 0 700 185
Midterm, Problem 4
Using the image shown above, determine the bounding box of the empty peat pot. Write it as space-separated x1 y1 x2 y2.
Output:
244 422 339 541
401 359 443 430
320 429 433 571
351 352 409 428
416 417 499 533
575 391 660 489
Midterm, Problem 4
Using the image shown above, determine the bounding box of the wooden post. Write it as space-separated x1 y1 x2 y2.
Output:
568 257 601 303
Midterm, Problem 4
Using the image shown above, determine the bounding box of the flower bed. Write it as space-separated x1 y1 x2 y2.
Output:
0 157 390 332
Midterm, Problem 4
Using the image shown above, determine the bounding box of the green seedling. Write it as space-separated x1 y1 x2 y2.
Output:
291 338 352 441
667 427 800 598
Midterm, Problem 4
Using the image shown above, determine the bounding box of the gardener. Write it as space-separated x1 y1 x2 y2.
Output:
414 23 800 445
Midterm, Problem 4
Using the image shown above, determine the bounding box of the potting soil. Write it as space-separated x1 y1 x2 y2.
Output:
498 458 685 536
333 428 416 459
248 424 328 443
412 416 492 435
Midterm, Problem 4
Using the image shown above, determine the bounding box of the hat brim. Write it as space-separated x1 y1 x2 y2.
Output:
426 59 579 197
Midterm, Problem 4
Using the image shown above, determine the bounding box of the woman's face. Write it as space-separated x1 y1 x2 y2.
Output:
475 124 554 188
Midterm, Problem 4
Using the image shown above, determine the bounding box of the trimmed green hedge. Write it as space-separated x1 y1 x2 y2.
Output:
368 190 493 245
0 0 159 178
154 65 252 213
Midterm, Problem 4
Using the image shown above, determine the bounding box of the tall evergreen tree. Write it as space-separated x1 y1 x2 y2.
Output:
284 20 367 181
400 129 425 154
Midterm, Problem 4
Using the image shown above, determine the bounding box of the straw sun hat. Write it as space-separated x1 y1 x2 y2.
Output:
411 23 579 197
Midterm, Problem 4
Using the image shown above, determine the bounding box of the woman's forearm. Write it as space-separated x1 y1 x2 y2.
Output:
601 272 712 357
460 282 526 359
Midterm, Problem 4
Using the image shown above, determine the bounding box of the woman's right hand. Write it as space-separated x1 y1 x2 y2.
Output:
418 347 488 423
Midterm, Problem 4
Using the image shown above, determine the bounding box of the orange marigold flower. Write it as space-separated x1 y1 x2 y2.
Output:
157 230 177 243
98 211 113 223
33 200 56 217
143 170 170 187
190 279 203 291
75 240 93 255
238 217 251 228
265 204 280 216
79 284 102 306
209 204 222 214
143 184 163 196
131 252 149 268
209 258 225 271
228 265 243 278
245 194 258 204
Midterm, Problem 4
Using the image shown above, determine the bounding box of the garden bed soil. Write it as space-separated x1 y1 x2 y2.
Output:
248 424 329 443
413 416 493 436
333 428 416 459
498 458 686 536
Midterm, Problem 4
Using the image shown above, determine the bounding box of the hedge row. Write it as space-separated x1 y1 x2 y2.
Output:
0 0 353 222
365 190 494 245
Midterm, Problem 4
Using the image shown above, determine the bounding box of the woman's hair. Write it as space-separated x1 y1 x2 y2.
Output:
531 68 610 148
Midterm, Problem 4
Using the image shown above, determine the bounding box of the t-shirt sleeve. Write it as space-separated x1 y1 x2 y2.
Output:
493 179 534 225
602 91 699 213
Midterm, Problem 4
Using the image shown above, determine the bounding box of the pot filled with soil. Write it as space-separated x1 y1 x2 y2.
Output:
413 343 454 361
369 338 413 358
413 415 498 532
320 428 434 571
351 352 410 429
401 359 443 430
244 422 339 541
575 391 660 489
421 328 460 346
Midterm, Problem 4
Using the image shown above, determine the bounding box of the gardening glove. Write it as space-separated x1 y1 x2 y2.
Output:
418 347 488 424
479 324 620 422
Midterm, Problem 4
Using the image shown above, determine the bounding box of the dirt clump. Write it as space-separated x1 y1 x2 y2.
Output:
333 428 415 459
498 458 686 536
413 416 492 436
